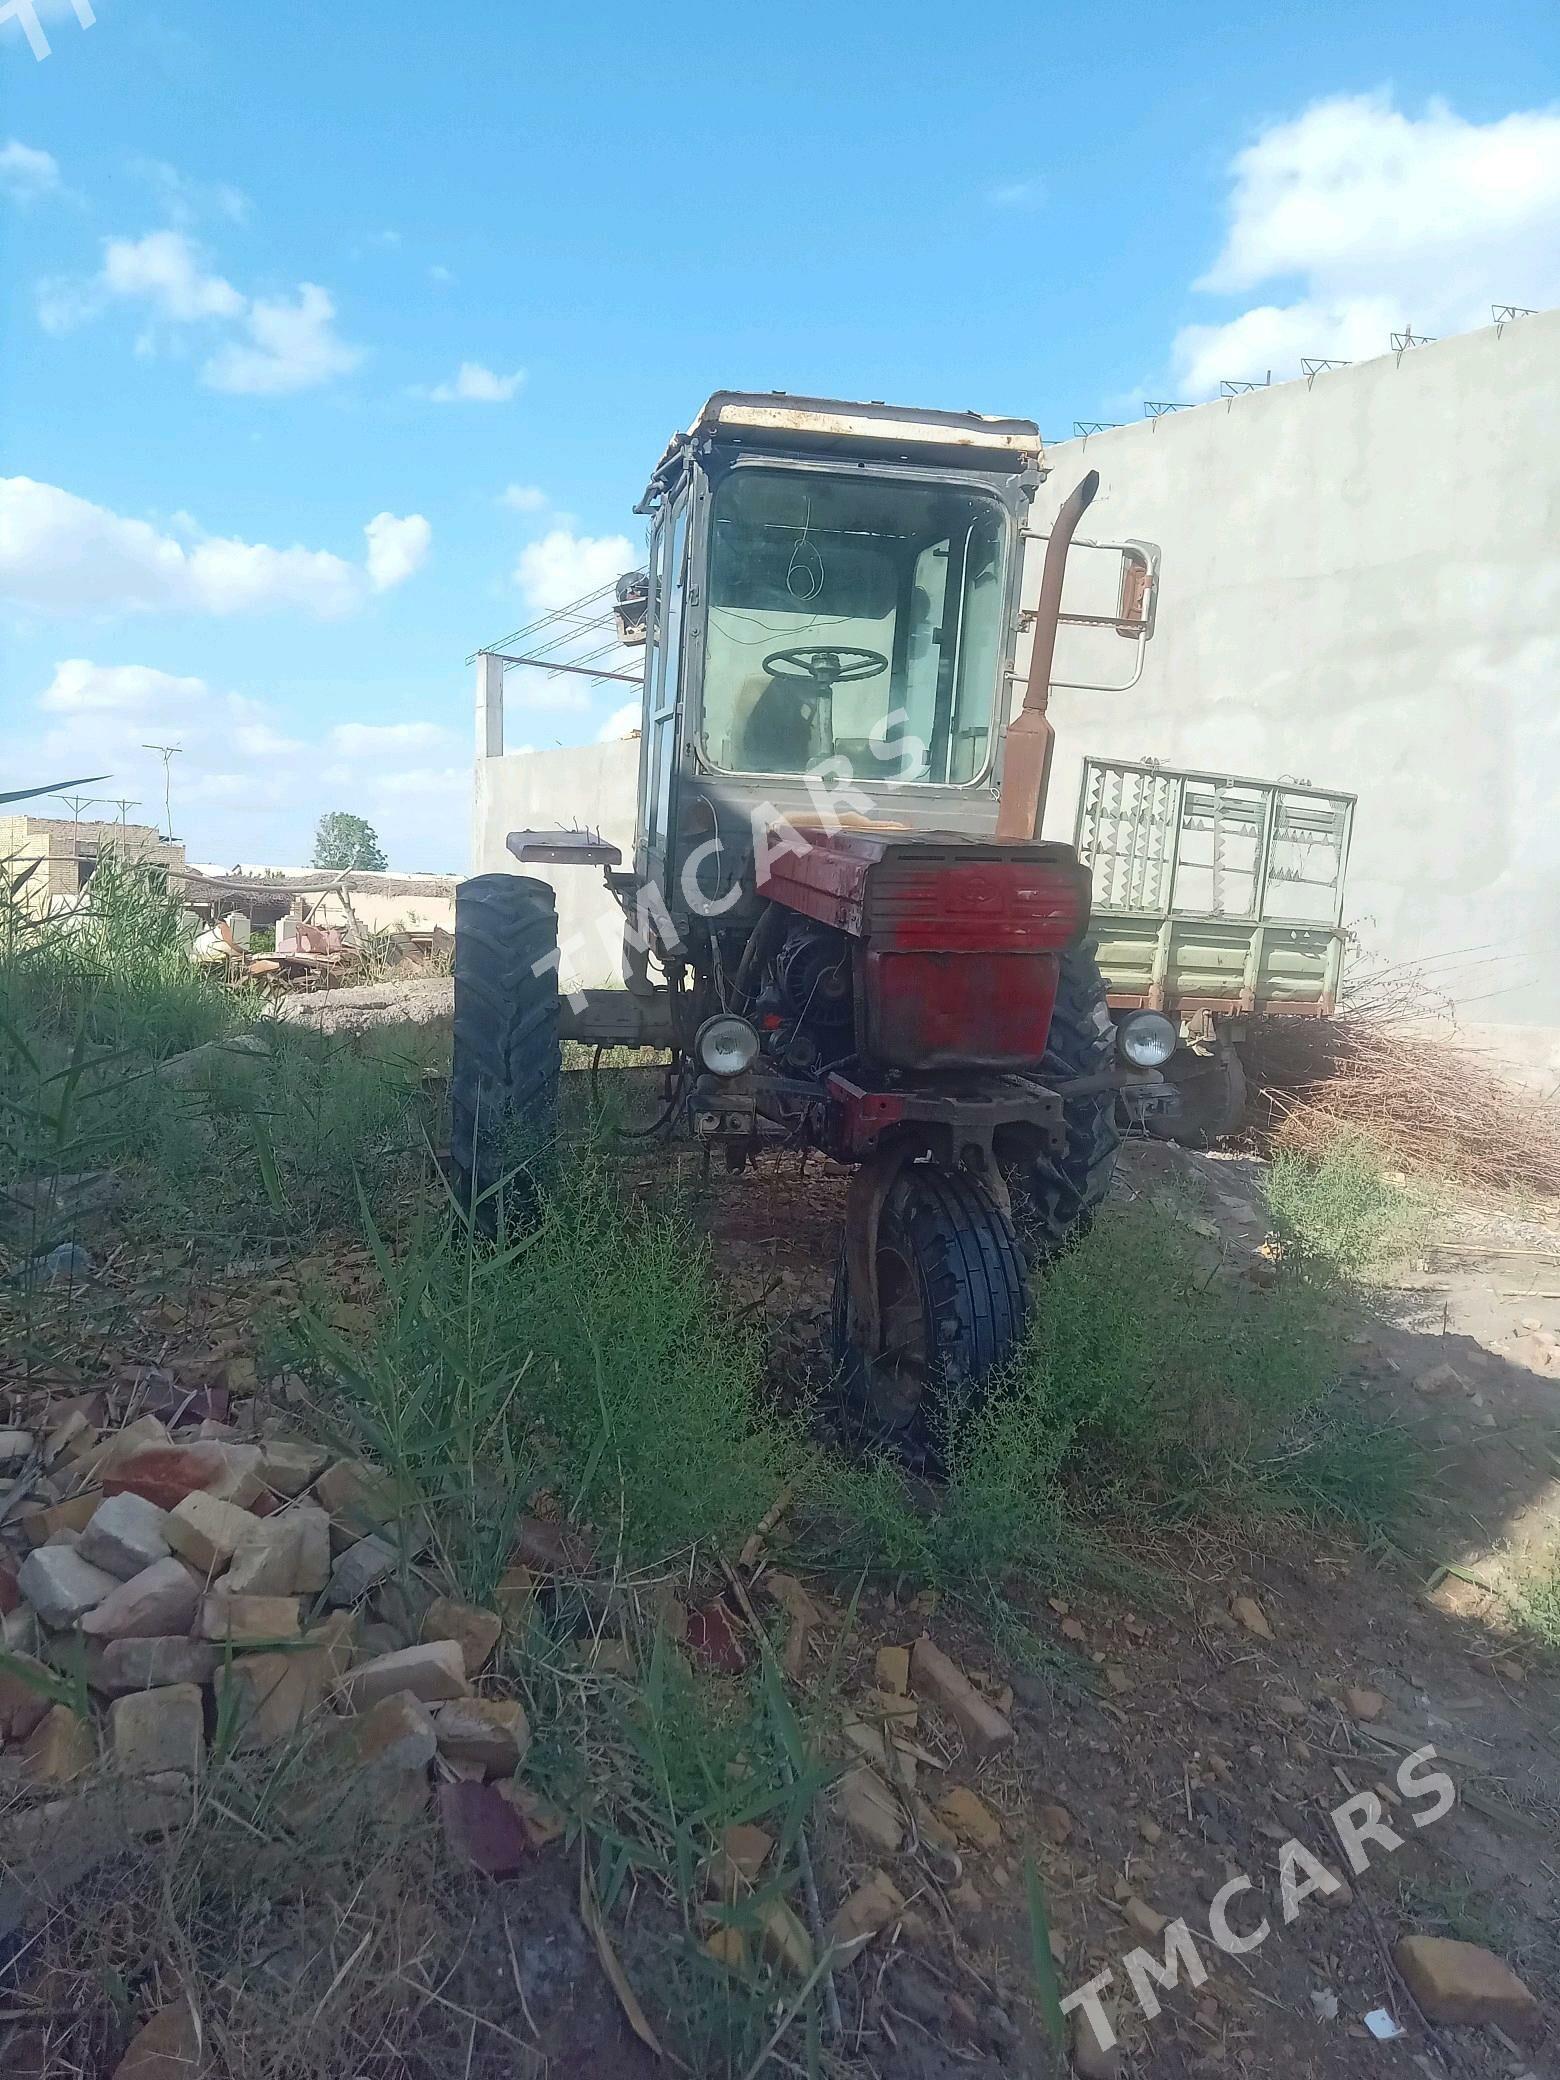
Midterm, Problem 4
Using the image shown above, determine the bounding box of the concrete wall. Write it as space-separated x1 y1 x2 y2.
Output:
1031 312 1560 1034
473 742 640 987
473 313 1560 1023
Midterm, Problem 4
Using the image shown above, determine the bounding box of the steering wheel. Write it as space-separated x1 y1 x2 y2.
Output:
761 645 889 686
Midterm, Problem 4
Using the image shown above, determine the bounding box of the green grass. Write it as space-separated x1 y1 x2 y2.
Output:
1267 1131 1429 1283
296 1154 791 1595
1 859 436 1260
1513 1551 1560 1653
808 1187 1417 1611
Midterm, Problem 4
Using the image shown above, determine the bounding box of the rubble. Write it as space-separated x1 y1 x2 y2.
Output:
431 1696 530 1776
17 1544 117 1626
98 1636 220 1695
164 1491 260 1574
438 1778 531 1876
1393 1936 1540 2036
111 1684 204 1777
422 1594 502 1674
327 1532 397 1607
78 1492 173 1578
80 1557 203 1640
835 1765 905 1854
0 1655 54 1740
197 1589 302 1642
910 1633 1014 1755
226 1505 327 1594
831 1871 907 1960
352 1689 439 1772
340 1638 469 1711
112 2002 200 2080
22 1703 94 1784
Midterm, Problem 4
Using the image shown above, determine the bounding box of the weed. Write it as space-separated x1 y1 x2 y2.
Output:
808 1195 1415 1609
300 1155 790 1593
1267 1131 1429 1283
1512 1550 1560 1654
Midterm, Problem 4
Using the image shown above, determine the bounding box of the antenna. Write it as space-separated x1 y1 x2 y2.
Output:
142 742 182 840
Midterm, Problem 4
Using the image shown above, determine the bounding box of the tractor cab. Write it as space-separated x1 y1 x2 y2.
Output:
626 393 1155 935
456 390 1169 1456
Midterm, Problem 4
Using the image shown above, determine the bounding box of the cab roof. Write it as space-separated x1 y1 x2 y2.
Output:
641 391 1044 504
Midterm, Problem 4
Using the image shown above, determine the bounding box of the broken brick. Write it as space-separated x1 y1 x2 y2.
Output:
17 1545 117 1627
112 2001 200 2080
1394 1936 1540 2038
438 1778 530 1877
686 1602 746 1673
422 1595 502 1675
164 1491 259 1575
431 1696 530 1777
111 1684 204 1778
197 1589 301 1643
910 1634 1014 1756
78 1492 172 1580
81 1557 203 1641
351 1689 438 1772
98 1637 220 1696
339 1639 468 1712
21 1704 94 1785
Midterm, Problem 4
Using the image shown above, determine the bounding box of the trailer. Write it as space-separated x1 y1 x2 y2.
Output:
1075 757 1355 1144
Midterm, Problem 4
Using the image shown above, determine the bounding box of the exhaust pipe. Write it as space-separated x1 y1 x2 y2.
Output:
996 469 1099 842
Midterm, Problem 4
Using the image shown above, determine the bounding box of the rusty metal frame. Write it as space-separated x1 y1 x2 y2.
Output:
995 470 1099 841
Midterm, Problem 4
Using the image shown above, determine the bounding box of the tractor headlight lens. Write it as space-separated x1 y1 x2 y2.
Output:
1117 1011 1178 1068
695 1013 760 1078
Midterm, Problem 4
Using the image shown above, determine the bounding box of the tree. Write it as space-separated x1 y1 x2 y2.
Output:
312 811 388 871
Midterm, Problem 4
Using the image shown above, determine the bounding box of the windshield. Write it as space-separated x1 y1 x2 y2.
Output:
700 466 1007 784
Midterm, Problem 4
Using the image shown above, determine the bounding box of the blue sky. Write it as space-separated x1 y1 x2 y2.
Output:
3 0 1557 867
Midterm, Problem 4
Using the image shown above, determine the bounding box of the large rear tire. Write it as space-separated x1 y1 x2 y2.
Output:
833 1165 1026 1459
998 945 1122 1260
450 873 561 1226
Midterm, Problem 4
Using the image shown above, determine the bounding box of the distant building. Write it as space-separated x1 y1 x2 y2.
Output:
0 815 185 914
179 865 456 938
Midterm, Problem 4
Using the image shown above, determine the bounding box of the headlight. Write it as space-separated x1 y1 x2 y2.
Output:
695 1013 760 1078
1116 1010 1178 1068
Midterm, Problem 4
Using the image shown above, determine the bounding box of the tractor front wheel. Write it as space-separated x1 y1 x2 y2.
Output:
450 873 561 1226
833 1165 1026 1459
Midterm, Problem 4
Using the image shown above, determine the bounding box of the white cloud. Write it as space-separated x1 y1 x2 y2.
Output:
429 264 454 286
329 721 446 756
1173 94 1560 394
499 482 547 513
233 720 303 757
101 229 244 322
597 700 642 742
40 659 206 712
39 230 363 395
15 658 465 871
429 360 525 404
364 511 431 592
514 528 636 612
0 475 430 618
988 177 1045 210
130 158 250 227
0 140 61 201
203 283 362 395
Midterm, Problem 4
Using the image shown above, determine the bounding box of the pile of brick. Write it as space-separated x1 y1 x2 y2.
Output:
0 1414 538 1836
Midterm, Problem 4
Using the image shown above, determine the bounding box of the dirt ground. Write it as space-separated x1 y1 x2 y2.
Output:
687 1137 1560 2078
3 1121 1556 2078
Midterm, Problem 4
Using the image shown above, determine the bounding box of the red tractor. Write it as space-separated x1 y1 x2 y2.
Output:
453 393 1172 1450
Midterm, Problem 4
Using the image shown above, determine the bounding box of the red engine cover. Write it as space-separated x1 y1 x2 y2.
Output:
759 829 1091 1071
